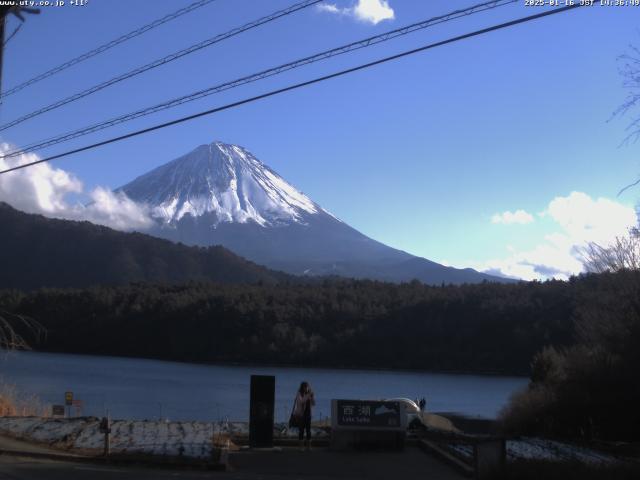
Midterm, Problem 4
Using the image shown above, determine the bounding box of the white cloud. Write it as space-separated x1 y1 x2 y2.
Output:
0 144 153 231
317 3 340 14
353 0 394 24
475 192 637 281
546 191 635 245
491 209 534 225
317 0 394 25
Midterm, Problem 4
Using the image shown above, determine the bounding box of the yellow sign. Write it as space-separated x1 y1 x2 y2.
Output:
65 391 73 406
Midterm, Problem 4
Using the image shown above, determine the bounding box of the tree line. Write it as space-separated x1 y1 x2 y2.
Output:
0 276 581 375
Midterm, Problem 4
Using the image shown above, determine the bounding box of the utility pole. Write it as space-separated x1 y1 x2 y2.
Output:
0 7 9 100
0 6 40 101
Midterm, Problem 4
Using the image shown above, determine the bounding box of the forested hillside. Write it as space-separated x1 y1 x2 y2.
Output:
0 276 589 374
0 202 287 289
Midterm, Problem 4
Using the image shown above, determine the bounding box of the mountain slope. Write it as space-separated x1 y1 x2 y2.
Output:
119 141 513 284
0 202 287 290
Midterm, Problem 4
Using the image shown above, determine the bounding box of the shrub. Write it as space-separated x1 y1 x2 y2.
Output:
0 382 48 417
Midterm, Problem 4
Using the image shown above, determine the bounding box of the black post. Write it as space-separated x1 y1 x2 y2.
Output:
249 375 275 448
0 9 7 99
99 415 111 456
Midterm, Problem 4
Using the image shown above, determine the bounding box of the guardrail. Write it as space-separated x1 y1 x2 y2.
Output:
417 427 506 479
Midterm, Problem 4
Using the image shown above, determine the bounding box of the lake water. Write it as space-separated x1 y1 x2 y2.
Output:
0 351 527 422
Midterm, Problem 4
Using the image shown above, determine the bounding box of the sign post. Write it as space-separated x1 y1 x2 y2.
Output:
64 391 73 418
51 405 65 417
72 399 83 417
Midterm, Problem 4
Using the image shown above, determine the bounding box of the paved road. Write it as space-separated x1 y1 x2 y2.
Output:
0 456 219 480
228 447 464 479
0 433 464 480
0 435 82 456
0 447 465 480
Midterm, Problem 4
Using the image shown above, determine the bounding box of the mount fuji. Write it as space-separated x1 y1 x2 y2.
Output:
118 141 510 284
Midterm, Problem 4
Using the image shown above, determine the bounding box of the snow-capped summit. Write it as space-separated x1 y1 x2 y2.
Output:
118 141 513 285
119 141 330 227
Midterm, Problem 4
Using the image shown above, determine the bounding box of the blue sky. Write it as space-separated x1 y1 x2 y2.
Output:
1 0 640 280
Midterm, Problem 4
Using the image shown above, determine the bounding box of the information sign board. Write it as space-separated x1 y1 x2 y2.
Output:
52 405 65 416
332 400 406 430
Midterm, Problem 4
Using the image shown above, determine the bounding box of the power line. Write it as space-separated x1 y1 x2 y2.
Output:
0 0 219 100
0 3 583 176
2 0 518 159
3 22 22 47
0 0 324 132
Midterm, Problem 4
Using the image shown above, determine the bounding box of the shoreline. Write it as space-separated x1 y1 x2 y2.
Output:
7 348 530 379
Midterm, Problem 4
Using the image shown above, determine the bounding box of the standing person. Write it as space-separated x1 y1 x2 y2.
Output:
294 381 315 450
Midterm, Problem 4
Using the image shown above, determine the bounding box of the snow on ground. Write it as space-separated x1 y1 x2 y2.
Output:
506 437 620 464
0 417 328 458
1 416 618 465
446 437 620 465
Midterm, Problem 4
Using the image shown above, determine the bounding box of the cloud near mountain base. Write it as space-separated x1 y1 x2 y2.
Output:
477 192 637 281
0 145 153 231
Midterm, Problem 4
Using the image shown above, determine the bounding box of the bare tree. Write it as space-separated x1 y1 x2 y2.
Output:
0 309 44 351
614 44 640 144
581 233 640 273
614 44 640 195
